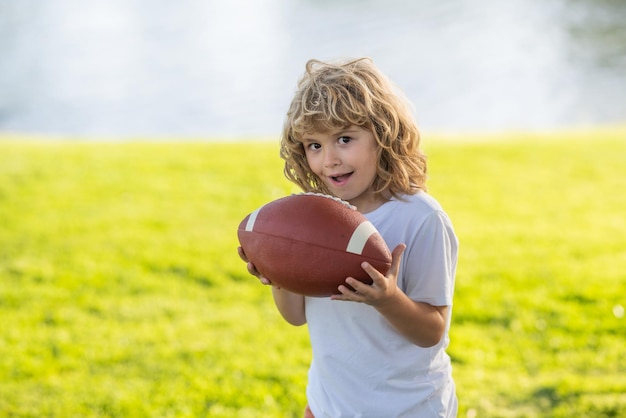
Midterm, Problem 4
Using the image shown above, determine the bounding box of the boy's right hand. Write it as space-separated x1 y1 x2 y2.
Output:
237 246 272 285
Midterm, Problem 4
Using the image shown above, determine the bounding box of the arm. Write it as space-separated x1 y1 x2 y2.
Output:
271 287 307 326
372 291 447 348
238 247 307 326
331 244 447 347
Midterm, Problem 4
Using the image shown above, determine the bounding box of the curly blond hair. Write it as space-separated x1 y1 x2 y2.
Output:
280 57 427 200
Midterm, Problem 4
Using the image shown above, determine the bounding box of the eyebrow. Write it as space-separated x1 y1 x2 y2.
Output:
300 127 359 143
333 127 359 136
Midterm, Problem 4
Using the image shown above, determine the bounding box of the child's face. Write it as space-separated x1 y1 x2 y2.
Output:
302 125 383 213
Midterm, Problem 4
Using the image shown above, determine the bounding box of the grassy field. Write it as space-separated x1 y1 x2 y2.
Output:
1 128 625 417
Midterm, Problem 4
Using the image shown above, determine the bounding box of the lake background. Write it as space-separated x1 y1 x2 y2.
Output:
1 0 625 138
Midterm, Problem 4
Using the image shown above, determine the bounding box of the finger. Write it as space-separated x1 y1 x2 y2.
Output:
237 246 249 262
246 262 272 285
360 243 406 288
388 244 406 276
332 283 363 301
345 276 372 295
359 261 389 291
360 260 380 278
246 261 260 277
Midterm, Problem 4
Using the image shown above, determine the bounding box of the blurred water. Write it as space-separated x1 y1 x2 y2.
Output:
0 0 625 138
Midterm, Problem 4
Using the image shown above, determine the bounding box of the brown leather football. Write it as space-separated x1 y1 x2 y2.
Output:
237 193 392 297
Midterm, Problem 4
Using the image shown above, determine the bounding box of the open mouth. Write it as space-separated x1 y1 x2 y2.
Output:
330 172 353 184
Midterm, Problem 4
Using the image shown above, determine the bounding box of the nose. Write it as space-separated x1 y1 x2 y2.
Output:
323 147 340 168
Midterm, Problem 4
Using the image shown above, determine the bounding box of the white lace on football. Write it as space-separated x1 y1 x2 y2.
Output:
295 192 357 211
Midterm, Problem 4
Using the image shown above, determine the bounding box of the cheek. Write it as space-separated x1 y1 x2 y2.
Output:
364 152 379 179
304 153 322 175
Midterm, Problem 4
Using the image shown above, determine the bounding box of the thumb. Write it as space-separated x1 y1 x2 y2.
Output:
388 244 406 276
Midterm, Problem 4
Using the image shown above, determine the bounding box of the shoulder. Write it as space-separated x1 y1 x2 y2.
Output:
367 192 455 240
400 192 444 212
378 192 446 222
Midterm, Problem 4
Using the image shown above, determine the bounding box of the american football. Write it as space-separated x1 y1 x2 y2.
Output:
237 193 392 297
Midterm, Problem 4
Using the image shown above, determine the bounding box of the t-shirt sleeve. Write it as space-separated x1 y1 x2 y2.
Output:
402 210 458 306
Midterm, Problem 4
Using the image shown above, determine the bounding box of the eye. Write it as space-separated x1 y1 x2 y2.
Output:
338 136 351 145
306 142 321 151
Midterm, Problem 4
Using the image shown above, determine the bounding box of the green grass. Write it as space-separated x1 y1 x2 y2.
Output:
1 128 625 417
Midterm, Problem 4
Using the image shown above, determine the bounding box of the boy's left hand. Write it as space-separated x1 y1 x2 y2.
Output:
331 244 406 306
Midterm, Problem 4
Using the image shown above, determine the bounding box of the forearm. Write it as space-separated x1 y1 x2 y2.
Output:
374 292 447 347
272 287 306 326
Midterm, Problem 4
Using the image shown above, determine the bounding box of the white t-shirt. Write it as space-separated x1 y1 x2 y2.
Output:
305 192 458 417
